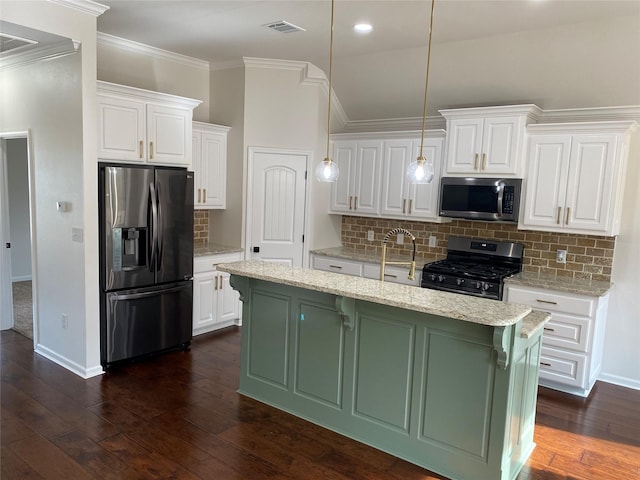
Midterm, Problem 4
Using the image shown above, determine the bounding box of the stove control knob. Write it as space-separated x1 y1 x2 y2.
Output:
429 274 436 281
482 282 490 291
456 278 465 286
437 275 445 283
475 281 482 289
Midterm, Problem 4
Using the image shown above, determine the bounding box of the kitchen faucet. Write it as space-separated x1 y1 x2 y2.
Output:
380 228 417 282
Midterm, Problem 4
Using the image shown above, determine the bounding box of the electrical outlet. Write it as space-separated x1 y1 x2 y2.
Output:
396 233 404 245
367 230 375 241
71 227 83 243
61 314 68 329
429 235 437 248
556 249 567 264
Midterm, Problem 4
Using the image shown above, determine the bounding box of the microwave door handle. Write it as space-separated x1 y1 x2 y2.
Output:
496 182 505 218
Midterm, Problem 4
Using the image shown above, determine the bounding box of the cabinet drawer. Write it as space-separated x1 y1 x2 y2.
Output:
542 313 592 353
539 346 587 388
362 263 421 287
312 256 363 276
506 285 595 317
194 252 243 273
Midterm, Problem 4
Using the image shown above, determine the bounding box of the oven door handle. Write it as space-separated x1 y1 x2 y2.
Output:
496 181 505 219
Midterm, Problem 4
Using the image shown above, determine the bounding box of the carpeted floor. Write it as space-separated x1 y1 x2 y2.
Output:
12 280 33 339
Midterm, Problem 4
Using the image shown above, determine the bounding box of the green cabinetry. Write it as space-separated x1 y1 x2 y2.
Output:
231 276 543 480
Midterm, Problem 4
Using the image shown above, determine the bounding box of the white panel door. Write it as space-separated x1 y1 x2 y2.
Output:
481 116 520 175
193 272 216 335
380 139 413 217
353 140 382 215
146 104 191 166
445 118 483 174
564 135 616 233
520 136 571 230
201 132 226 208
409 139 443 220
97 95 146 162
218 271 240 324
249 150 307 267
330 141 357 213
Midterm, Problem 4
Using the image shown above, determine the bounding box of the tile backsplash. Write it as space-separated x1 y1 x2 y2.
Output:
194 210 209 244
341 216 615 283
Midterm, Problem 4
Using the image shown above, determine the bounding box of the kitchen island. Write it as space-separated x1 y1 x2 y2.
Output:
218 260 549 480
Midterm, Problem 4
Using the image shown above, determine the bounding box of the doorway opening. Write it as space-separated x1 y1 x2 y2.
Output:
0 134 35 340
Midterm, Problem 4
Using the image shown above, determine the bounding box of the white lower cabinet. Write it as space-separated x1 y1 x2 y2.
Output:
504 283 609 397
311 254 421 287
193 252 242 335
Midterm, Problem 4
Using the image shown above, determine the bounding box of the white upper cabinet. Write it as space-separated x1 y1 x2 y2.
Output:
97 81 201 167
330 139 382 215
440 105 542 177
192 122 230 209
379 134 446 221
520 122 637 236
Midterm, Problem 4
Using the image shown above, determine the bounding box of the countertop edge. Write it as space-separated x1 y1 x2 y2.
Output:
520 310 551 339
505 273 612 297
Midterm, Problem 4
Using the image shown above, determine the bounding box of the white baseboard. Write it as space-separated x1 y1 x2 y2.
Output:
35 344 104 379
598 372 640 391
12 275 32 282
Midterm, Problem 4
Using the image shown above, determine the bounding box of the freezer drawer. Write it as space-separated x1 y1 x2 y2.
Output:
101 281 193 366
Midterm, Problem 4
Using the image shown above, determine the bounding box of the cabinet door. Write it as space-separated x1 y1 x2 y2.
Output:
380 140 414 217
146 104 191 166
193 271 216 335
200 132 227 208
217 272 241 324
330 141 357 213
192 132 203 204
444 118 483 174
97 95 146 162
481 116 523 175
408 139 443 220
520 136 571 231
352 140 382 215
564 135 617 233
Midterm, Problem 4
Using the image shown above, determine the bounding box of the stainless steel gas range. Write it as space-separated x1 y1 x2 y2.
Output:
421 237 524 301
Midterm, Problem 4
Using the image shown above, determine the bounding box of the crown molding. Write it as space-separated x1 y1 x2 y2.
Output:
97 32 210 70
539 106 640 123
343 116 445 133
97 80 202 109
243 57 349 129
210 59 245 71
332 129 446 141
0 40 78 71
47 0 109 16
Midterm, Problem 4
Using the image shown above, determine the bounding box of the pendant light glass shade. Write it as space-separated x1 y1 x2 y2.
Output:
315 0 339 182
315 157 339 182
406 0 436 185
406 155 434 184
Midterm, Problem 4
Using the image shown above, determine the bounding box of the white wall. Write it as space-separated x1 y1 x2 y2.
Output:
1 0 102 377
97 38 211 122
602 131 640 389
6 138 31 281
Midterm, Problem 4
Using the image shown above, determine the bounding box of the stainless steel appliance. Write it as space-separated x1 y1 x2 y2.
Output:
99 163 194 367
439 177 522 222
421 236 523 300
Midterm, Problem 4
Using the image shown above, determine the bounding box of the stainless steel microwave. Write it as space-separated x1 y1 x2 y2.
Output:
439 177 522 222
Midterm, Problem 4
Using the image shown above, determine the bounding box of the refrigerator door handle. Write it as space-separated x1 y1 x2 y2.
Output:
111 284 187 301
156 182 164 271
149 182 158 272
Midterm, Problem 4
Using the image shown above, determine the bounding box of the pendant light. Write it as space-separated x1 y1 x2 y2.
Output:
406 0 436 185
315 0 339 182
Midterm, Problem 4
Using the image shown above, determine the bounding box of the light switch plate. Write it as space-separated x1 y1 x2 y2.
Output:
72 227 83 243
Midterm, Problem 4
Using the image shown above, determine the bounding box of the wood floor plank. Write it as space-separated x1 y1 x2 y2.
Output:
2 327 639 480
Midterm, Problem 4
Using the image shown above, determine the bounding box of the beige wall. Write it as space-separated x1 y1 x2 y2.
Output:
1 0 102 376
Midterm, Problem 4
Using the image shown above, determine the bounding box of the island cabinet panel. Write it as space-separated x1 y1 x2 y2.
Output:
231 276 542 480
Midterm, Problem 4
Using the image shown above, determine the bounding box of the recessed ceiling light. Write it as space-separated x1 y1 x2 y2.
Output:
353 23 373 34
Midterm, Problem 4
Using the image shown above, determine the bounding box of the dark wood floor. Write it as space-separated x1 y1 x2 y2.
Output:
2 327 639 480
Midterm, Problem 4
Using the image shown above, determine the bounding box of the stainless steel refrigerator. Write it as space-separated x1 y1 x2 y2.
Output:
99 163 194 368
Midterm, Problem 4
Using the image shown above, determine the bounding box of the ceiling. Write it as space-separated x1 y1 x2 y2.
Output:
96 0 640 121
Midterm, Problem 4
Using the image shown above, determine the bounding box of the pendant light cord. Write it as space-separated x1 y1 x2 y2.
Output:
325 0 335 162
418 0 436 159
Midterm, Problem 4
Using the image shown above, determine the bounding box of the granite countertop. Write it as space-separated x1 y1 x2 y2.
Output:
194 242 244 257
310 246 438 267
505 271 612 297
218 260 533 327
520 310 551 339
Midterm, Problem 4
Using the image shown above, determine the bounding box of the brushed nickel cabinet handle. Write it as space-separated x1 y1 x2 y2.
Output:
349 196 353 210
565 207 570 225
139 140 144 159
198 188 201 203
482 153 487 170
329 264 343 269
557 207 562 225
149 141 154 159
214 275 218 290
402 199 406 214
543 327 555 332
354 196 358 210
540 362 552 367
474 153 479 170
536 299 558 305
409 199 413 215
384 273 398 278
203 188 207 202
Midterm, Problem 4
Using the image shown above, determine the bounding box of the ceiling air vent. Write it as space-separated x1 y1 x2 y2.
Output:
264 20 306 34
0 33 38 54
